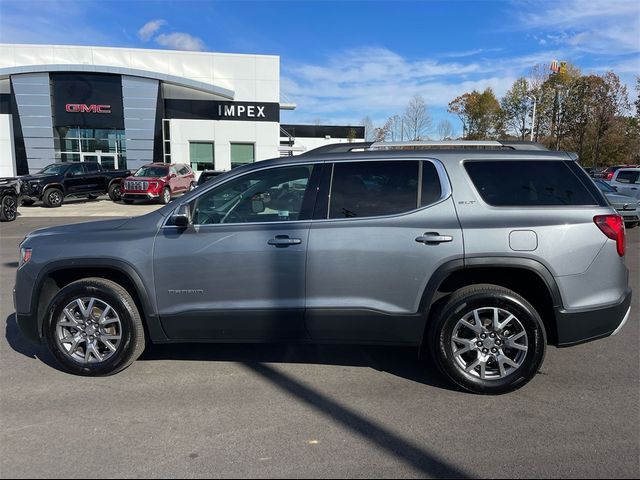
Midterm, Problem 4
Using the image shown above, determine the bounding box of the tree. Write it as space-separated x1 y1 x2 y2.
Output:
402 94 432 140
448 88 502 139
501 77 532 140
362 116 375 142
436 119 454 140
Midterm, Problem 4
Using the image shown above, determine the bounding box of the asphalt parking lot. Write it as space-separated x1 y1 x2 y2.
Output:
0 206 638 478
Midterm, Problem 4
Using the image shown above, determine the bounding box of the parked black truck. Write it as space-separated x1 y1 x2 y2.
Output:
20 162 131 207
0 177 19 221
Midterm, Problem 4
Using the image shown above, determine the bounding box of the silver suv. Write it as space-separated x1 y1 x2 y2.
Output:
14 141 632 394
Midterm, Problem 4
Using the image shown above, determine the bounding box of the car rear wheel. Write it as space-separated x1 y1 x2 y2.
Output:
189 181 196 191
160 186 171 204
108 183 122 202
428 284 546 395
44 278 145 376
0 194 17 221
43 188 64 208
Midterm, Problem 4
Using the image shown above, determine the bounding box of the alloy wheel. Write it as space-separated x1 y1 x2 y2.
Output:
55 297 123 364
451 307 528 380
3 196 16 220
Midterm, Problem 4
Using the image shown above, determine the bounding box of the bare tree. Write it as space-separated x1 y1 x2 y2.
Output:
436 119 454 140
402 95 432 140
362 116 375 142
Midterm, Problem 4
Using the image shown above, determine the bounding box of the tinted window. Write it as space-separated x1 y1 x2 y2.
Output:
329 161 419 219
135 166 169 177
40 164 69 175
465 161 599 206
178 166 190 176
84 162 100 173
67 164 85 176
192 165 314 225
421 162 443 206
616 170 639 184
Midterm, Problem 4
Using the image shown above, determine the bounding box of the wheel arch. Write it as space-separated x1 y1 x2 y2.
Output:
42 183 66 196
419 257 563 346
33 259 167 343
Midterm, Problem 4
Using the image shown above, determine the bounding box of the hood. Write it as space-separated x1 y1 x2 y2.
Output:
25 217 132 240
125 176 167 182
21 173 56 182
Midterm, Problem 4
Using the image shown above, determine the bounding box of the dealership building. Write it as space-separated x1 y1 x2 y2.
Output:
0 44 364 176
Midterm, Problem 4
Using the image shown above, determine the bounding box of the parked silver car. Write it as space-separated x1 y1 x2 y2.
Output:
594 179 639 228
15 141 632 394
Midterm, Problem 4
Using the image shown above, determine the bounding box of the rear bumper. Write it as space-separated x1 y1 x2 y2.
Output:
555 289 633 347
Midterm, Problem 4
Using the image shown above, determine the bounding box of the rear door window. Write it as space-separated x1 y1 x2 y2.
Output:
328 161 421 219
616 170 639 184
464 160 604 206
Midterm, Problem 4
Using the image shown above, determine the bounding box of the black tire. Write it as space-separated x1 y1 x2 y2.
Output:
189 181 196 191
0 194 17 222
427 284 546 395
159 186 171 204
43 187 64 208
44 278 146 376
21 198 35 206
122 198 134 205
108 183 122 202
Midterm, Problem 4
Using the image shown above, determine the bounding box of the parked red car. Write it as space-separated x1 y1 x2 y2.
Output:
120 163 196 204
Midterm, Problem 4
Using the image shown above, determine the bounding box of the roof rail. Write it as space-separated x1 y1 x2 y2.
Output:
370 140 503 149
300 142 374 155
302 140 549 156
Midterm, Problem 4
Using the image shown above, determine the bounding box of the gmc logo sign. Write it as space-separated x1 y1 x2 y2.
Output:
65 104 112 114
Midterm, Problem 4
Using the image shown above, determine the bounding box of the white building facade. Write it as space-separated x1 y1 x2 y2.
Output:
0 44 363 176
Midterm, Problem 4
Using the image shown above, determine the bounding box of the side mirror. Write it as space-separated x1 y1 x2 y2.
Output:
251 199 265 214
171 204 192 228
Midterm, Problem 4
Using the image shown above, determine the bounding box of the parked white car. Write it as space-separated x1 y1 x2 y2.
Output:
607 168 640 200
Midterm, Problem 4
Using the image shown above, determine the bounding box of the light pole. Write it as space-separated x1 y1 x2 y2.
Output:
527 95 537 142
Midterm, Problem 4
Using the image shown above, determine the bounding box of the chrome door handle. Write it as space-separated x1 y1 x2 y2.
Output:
415 232 454 244
268 235 302 247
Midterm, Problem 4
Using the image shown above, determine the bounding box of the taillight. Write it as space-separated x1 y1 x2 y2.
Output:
594 215 625 256
605 172 614 180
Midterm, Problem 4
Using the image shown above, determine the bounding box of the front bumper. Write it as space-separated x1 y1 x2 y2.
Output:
121 192 160 200
555 289 633 347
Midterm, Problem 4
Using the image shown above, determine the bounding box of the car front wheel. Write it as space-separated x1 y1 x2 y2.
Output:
0 194 17 221
43 188 64 208
160 186 171 204
428 284 546 395
44 278 146 376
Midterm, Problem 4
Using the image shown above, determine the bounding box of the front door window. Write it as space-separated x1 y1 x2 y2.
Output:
191 165 314 225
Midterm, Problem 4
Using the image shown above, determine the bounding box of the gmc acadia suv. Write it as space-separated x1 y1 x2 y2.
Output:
14 141 633 394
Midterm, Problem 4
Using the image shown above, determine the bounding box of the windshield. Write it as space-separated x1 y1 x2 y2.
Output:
134 166 169 178
595 180 616 193
39 164 69 175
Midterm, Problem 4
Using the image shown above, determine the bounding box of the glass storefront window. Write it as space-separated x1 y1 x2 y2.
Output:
231 143 254 169
54 126 126 170
190 142 215 171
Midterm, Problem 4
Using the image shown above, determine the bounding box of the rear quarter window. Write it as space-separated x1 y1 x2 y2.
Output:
464 160 604 207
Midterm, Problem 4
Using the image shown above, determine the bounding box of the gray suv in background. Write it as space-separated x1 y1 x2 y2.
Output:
14 141 632 394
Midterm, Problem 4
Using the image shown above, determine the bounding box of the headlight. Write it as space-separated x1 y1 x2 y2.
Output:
19 247 32 266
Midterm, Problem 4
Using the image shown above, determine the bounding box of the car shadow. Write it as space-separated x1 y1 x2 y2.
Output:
141 341 458 392
4 313 62 372
5 311 457 391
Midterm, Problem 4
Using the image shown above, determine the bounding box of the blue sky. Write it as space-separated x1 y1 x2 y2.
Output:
0 0 638 134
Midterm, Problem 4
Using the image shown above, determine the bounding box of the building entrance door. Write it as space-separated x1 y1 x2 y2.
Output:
81 152 118 170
